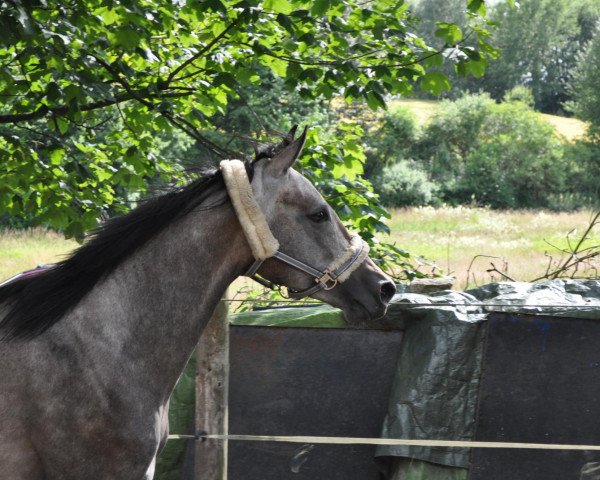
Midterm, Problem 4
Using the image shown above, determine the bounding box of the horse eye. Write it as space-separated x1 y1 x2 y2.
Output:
307 209 330 223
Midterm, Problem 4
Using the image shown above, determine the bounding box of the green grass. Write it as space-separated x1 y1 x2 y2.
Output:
385 207 600 289
0 229 77 282
391 99 588 141
1 209 598 291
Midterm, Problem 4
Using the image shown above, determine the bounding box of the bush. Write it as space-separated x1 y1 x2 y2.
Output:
411 93 578 209
372 160 439 207
560 140 600 208
503 85 535 107
364 106 419 178
360 92 596 210
455 102 568 209
414 93 495 183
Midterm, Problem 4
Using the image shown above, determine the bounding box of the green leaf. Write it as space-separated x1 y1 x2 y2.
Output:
264 0 294 14
46 82 61 102
112 27 142 49
49 149 65 165
262 56 288 77
420 71 451 95
434 22 462 44
311 0 331 16
463 57 488 78
56 117 69 134
467 0 486 15
365 90 386 110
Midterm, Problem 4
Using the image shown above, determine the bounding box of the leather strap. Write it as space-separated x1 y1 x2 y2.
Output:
244 238 367 299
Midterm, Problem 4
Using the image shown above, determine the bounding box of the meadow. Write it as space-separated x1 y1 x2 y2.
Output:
387 207 599 289
0 229 77 283
2 208 598 290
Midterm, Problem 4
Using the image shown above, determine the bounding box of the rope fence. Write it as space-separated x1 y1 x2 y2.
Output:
168 433 600 451
224 298 600 309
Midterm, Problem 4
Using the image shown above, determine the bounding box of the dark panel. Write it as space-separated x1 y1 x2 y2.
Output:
228 326 403 480
471 313 600 480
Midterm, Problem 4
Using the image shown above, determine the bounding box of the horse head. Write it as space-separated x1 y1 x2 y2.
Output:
224 126 396 325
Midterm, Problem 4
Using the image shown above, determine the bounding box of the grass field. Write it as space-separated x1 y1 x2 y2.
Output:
392 99 588 141
0 229 77 282
387 207 600 289
2 208 598 290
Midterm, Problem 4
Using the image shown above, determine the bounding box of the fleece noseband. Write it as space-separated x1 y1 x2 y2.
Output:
220 159 369 299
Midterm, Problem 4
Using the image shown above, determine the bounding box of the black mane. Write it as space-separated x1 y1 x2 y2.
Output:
0 169 231 340
0 126 299 342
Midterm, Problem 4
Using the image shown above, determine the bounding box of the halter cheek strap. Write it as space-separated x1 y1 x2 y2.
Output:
220 159 369 299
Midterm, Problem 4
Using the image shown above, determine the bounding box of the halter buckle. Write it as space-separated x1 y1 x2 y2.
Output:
318 271 338 290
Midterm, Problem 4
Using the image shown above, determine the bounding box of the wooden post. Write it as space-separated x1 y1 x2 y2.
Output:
195 298 229 480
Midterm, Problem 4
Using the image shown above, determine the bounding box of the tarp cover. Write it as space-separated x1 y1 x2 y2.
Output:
376 279 600 479
229 304 346 328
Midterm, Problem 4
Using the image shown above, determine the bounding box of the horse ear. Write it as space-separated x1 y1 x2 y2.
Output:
270 126 307 176
285 125 298 144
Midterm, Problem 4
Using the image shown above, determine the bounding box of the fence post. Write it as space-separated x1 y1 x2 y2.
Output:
195 298 229 480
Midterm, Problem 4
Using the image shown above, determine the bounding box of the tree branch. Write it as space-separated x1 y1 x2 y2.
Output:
0 97 126 124
164 18 240 86
0 90 192 125
238 41 442 70
161 112 237 159
531 211 600 282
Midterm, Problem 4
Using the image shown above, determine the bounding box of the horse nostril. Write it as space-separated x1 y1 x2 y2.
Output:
379 281 396 305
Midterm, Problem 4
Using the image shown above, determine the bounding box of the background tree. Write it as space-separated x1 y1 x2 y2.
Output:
566 27 600 136
408 0 600 112
477 0 600 113
0 0 496 278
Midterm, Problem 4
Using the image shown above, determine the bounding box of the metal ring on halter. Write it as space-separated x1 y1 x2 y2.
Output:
319 272 338 290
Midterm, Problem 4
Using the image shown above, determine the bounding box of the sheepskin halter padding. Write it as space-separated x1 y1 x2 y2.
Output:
220 159 279 260
220 158 370 296
328 233 370 283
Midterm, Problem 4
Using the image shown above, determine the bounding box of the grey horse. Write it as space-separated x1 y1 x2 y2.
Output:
0 128 395 479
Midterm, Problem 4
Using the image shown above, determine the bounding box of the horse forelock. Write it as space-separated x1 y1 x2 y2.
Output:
252 133 294 162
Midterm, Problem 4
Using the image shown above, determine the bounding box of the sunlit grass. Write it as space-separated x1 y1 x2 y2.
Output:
390 99 439 125
0 229 77 282
385 207 600 289
539 113 588 142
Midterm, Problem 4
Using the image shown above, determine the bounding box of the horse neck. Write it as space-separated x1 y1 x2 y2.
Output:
63 202 251 399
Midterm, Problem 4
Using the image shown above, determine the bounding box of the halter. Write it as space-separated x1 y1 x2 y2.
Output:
220 159 370 299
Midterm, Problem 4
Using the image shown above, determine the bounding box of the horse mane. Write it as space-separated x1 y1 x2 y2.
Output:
0 168 235 341
0 128 298 341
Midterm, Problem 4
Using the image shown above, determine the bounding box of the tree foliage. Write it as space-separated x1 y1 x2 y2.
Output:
365 93 583 210
409 0 600 113
0 0 496 277
479 0 600 113
566 28 600 137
